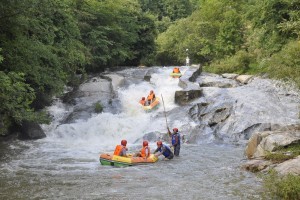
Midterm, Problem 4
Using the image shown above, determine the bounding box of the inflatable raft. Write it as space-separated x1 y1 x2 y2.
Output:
141 97 160 111
170 72 182 78
99 153 158 167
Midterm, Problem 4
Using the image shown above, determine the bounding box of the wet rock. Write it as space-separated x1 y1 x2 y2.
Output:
19 121 46 140
133 131 165 144
274 155 300 175
178 65 202 89
142 131 162 142
222 73 239 79
200 82 237 88
238 123 272 140
144 68 157 82
241 159 273 172
175 65 203 105
189 102 210 121
104 74 125 91
188 124 215 143
245 124 300 159
175 89 203 105
235 75 254 84
194 101 233 126
199 73 239 88
62 76 114 123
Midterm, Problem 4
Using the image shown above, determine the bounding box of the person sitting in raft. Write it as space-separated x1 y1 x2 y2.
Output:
147 90 156 105
113 139 128 157
139 97 146 106
168 127 181 156
173 67 181 73
135 140 150 158
153 141 174 160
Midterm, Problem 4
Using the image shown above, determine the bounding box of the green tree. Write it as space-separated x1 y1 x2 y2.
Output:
0 72 35 135
76 0 150 70
0 0 86 109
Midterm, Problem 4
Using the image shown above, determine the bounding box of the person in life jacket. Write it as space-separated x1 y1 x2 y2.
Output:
173 67 181 73
168 127 181 156
113 139 128 157
135 140 150 158
139 97 146 106
153 141 174 160
147 90 156 105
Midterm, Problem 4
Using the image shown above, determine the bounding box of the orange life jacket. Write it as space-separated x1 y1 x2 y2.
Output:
147 93 155 101
140 146 150 158
114 145 126 156
173 68 180 73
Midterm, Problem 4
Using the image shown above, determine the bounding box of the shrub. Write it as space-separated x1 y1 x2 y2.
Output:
263 170 300 200
262 41 300 88
94 102 103 113
205 50 253 74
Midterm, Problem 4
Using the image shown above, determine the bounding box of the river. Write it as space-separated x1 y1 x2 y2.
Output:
0 67 263 199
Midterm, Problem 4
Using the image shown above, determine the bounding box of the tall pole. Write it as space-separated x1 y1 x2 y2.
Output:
186 48 190 66
161 94 169 130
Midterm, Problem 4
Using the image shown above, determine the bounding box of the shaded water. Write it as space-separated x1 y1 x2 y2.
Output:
0 67 263 199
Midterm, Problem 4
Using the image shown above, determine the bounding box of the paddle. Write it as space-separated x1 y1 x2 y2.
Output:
161 94 169 130
161 94 175 154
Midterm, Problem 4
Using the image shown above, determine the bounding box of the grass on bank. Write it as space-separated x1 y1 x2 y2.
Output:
203 41 300 89
263 170 300 200
264 143 300 163
262 144 300 199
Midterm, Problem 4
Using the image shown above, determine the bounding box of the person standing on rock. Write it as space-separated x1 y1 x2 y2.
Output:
168 127 181 156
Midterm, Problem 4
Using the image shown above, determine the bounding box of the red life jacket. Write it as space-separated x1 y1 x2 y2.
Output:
147 93 155 101
173 68 180 73
140 146 150 158
114 145 126 156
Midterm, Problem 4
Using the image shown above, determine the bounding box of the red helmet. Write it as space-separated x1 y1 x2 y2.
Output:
173 128 178 132
150 90 153 93
157 141 162 146
121 140 127 146
142 97 145 100
143 140 148 147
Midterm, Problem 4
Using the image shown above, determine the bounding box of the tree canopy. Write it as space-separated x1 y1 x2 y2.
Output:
0 0 299 136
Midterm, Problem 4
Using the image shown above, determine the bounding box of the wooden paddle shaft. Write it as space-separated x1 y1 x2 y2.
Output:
161 94 169 129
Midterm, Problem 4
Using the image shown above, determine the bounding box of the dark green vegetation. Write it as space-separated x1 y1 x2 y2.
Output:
264 143 300 163
94 102 103 114
263 170 300 200
0 0 299 136
157 0 300 87
262 144 300 199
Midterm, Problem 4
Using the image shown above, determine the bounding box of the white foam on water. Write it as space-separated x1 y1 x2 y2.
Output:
37 67 183 161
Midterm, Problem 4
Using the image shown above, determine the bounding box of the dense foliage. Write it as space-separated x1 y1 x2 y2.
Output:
263 170 300 199
0 0 161 135
156 0 300 88
0 0 299 137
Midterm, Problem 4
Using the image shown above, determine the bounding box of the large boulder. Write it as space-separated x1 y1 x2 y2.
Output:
274 155 300 175
175 65 203 105
199 73 239 88
245 124 300 159
175 89 203 105
241 159 273 172
222 73 239 79
235 75 254 84
19 121 46 140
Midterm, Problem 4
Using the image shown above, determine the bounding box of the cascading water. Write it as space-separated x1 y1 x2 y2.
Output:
0 67 264 200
